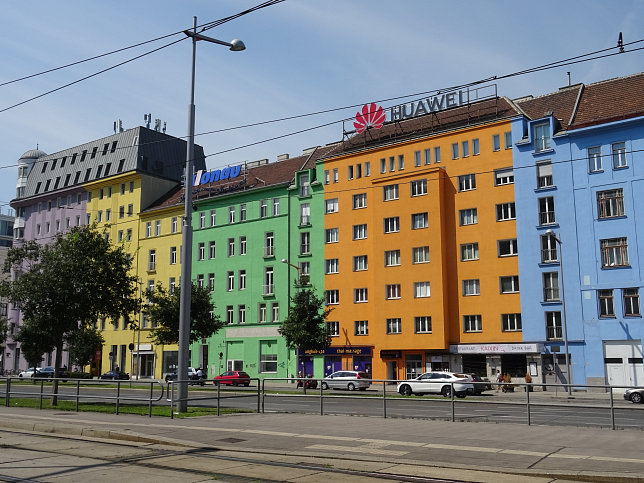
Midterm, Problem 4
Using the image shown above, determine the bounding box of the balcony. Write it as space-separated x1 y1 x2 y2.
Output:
546 326 562 341
264 246 274 258
539 211 556 225
263 284 275 296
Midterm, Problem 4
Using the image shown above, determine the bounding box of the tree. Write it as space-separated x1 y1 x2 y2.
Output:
145 282 222 346
0 225 139 402
14 319 53 370
66 326 104 370
278 279 332 368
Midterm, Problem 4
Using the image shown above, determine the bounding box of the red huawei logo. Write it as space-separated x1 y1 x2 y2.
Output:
354 103 385 133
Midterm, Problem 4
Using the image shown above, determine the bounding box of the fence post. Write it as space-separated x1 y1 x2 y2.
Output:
609 386 615 430
5 378 10 407
75 380 80 412
116 380 121 415
170 381 175 420
261 379 265 414
149 381 153 417
257 379 260 414
451 382 455 422
383 380 387 419
319 378 324 416
526 382 531 426
216 380 220 416
39 379 44 410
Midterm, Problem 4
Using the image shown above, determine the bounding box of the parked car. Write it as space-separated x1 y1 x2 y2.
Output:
165 367 205 385
321 371 371 391
397 371 474 397
624 387 644 403
99 370 130 380
467 373 490 395
213 370 251 386
18 367 41 379
33 366 69 382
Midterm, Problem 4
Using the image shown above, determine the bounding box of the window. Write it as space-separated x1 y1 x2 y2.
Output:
333 168 338 183
199 211 205 228
259 348 277 373
272 198 280 216
119 206 124 218
353 255 368 271
299 173 310 196
383 184 399 201
434 146 441 163
472 138 480 155
496 202 516 221
325 258 339 274
492 134 501 152
117 230 123 242
597 189 624 218
353 193 367 209
325 228 339 243
364 162 370 176
260 199 267 218
300 203 310 225
129 181 134 193
459 208 477 226
300 261 310 275
451 143 459 159
271 302 279 322
598 289 615 317
325 289 339 305
412 246 429 264
327 321 339 337
324 170 330 184
415 316 432 333
239 204 246 221
500 276 520 294
538 197 556 225
171 216 177 231
612 142 627 168
386 318 402 334
145 222 152 237
126 229 132 241
380 158 386 173
600 237 629 267
498 239 518 257
300 232 310 254
495 168 514 186
208 274 215 292
389 156 395 172
458 174 476 191
197 274 204 289
353 224 367 240
97 211 103 223
504 131 512 149
208 241 216 259
354 320 369 336
325 198 338 214
414 281 430 298
169 277 176 294
227 272 235 291
148 250 156 271
239 236 246 255
588 146 602 172
347 165 354 180
464 315 482 333
385 249 401 267
228 206 235 223
424 148 431 164
354 288 368 303
170 247 177 264
226 306 234 324
264 232 274 257
410 179 427 196
502 314 522 332
239 270 246 290
545 311 562 340
462 279 480 296
258 304 267 323
540 234 558 263
385 284 401 299
238 305 246 324
534 123 551 152
155 220 161 236
537 161 553 188
383 217 400 233
198 242 205 261
411 212 428 229
624 288 641 316
398 154 404 170
462 140 469 157
460 243 479 261
414 150 421 167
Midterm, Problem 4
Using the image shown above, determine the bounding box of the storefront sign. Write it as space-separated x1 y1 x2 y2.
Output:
449 343 542 354
379 350 401 359
305 346 372 356
193 164 243 186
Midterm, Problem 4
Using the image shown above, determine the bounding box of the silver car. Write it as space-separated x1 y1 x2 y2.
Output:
397 371 474 397
321 371 371 391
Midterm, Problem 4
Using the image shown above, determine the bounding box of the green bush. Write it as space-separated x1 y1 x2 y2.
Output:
69 371 92 379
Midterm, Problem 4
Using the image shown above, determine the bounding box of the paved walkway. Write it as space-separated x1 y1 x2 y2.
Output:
0 405 642 482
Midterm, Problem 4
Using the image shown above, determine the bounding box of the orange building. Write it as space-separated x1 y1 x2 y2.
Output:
319 93 532 382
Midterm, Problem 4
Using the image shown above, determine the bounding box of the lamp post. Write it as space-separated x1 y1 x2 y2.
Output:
177 17 245 412
546 229 572 396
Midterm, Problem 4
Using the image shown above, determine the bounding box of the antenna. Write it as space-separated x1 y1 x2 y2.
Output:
567 72 571 86
113 119 124 133
144 113 152 129
154 119 161 131
618 32 624 53
163 121 167 134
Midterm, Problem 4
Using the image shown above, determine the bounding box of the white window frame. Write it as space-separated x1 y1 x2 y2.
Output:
385 249 401 267
412 246 429 264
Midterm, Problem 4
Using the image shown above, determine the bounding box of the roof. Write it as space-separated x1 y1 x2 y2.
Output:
146 144 340 212
514 85 582 132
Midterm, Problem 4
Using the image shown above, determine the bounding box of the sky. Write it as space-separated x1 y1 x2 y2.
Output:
1 0 643 216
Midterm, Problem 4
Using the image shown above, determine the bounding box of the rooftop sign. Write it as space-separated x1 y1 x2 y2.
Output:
193 164 242 187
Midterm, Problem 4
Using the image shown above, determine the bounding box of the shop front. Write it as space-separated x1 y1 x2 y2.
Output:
304 346 372 378
449 343 543 382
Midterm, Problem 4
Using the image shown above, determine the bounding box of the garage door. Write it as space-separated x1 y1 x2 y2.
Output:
604 340 644 388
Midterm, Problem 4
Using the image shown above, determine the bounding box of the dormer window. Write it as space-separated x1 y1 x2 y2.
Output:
534 123 551 152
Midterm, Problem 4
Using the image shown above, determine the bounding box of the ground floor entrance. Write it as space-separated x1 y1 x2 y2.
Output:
604 340 644 388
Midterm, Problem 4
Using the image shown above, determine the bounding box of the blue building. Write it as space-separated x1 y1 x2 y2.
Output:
512 73 644 389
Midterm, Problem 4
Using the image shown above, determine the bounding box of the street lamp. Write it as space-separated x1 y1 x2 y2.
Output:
545 229 572 396
177 17 245 412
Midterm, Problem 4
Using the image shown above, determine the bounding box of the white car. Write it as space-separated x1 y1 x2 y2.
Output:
397 372 474 397
18 368 41 379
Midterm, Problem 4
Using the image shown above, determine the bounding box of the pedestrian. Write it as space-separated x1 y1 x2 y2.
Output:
495 370 502 392
196 367 203 378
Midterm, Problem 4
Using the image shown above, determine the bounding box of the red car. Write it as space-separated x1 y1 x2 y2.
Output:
213 370 251 386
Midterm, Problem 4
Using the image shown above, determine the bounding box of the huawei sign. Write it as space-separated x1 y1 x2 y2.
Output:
354 103 385 133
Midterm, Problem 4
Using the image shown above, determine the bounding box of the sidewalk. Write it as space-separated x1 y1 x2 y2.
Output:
0 405 642 482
